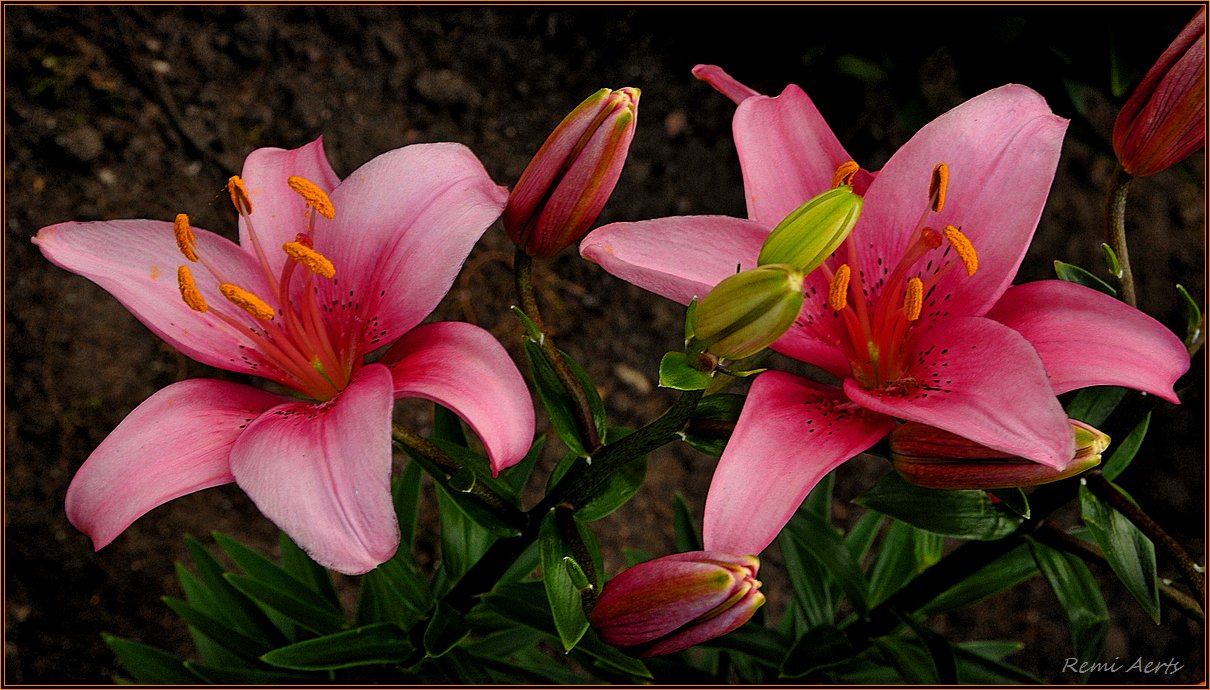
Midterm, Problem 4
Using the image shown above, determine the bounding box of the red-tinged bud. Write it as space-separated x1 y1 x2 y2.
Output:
590 551 764 657
890 419 1109 490
1113 9 1206 176
505 87 640 258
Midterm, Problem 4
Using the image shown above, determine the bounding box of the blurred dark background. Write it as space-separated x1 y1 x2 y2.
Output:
5 5 1203 683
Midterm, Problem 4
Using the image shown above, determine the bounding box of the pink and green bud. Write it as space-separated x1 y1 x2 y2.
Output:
504 87 640 258
890 419 1109 490
590 551 765 657
757 185 863 273
690 264 805 361
1113 8 1205 177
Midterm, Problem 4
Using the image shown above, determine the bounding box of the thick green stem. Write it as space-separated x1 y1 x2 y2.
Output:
514 247 603 452
1105 166 1137 307
1083 470 1205 609
391 424 526 530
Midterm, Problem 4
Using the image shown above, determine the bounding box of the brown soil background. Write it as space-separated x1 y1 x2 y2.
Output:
4 5 1204 684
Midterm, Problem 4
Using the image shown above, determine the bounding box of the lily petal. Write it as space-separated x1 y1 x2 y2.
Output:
65 379 284 550
704 371 895 555
843 316 1075 468
853 84 1068 319
231 364 398 575
642 586 764 657
379 321 535 475
321 143 508 350
731 82 865 228
238 137 342 276
580 215 768 305
692 63 759 104
33 219 292 383
986 280 1190 402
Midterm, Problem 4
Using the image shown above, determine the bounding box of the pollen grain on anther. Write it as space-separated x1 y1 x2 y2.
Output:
220 283 275 321
177 265 208 313
930 162 949 213
283 241 336 279
227 175 253 215
287 176 336 219
832 160 860 188
903 277 923 321
941 225 978 276
828 263 852 311
173 213 199 262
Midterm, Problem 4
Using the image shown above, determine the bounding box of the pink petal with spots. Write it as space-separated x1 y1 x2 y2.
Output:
379 321 535 475
851 85 1068 320
65 379 284 550
703 371 895 555
238 137 342 277
580 215 768 305
843 316 1075 468
32 219 298 385
319 143 508 352
231 364 399 575
986 280 1189 402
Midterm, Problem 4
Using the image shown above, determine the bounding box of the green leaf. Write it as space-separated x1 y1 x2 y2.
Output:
805 469 835 523
921 544 1038 614
779 524 836 628
261 623 413 670
539 511 591 651
1027 539 1109 664
522 339 606 457
988 487 1030 519
184 662 312 684
658 351 714 391
780 624 855 678
845 511 884 562
897 614 957 684
875 635 938 683
577 429 647 522
673 492 704 553
1055 260 1118 297
407 443 522 538
423 600 470 658
697 622 786 666
162 596 269 662
1103 412 1150 481
784 508 869 615
478 581 651 680
953 643 1041 684
867 520 922 606
277 533 341 611
224 574 347 635
502 435 545 495
1176 283 1203 351
1079 483 1160 623
680 393 744 456
1065 386 1127 427
913 530 945 572
435 483 496 583
433 402 469 446
394 459 424 550
212 532 344 622
355 554 432 628
102 634 200 684
182 536 284 644
1101 243 1122 279
854 473 1023 540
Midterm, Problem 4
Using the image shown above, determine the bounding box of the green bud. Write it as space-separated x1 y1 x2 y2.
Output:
690 264 804 361
757 186 863 273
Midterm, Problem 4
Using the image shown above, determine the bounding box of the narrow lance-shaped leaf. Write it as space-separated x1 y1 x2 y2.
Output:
1079 482 1160 623
1027 538 1109 664
1102 412 1150 481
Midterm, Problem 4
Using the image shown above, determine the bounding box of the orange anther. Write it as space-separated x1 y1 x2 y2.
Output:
177 265 208 312
930 162 948 213
287 176 336 219
173 213 198 262
227 176 253 215
831 160 860 188
904 276 923 321
220 283 275 320
942 225 978 276
828 263 852 311
283 241 336 279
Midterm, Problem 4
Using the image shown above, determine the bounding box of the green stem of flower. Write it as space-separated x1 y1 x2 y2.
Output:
1032 520 1204 622
514 247 603 453
390 423 527 530
1106 165 1137 307
442 388 703 614
1083 470 1205 609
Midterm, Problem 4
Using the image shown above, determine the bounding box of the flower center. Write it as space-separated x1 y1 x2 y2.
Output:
174 176 350 401
820 162 979 389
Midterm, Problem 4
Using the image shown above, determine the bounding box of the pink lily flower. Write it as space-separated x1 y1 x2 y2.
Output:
34 138 535 575
582 66 1189 555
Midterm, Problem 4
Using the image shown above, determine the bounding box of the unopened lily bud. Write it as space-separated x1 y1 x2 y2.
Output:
590 551 764 657
757 186 863 273
1113 9 1205 177
690 264 804 361
504 87 640 258
890 419 1109 490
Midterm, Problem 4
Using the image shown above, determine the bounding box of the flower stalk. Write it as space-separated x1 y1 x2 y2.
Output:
1105 166 1138 307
